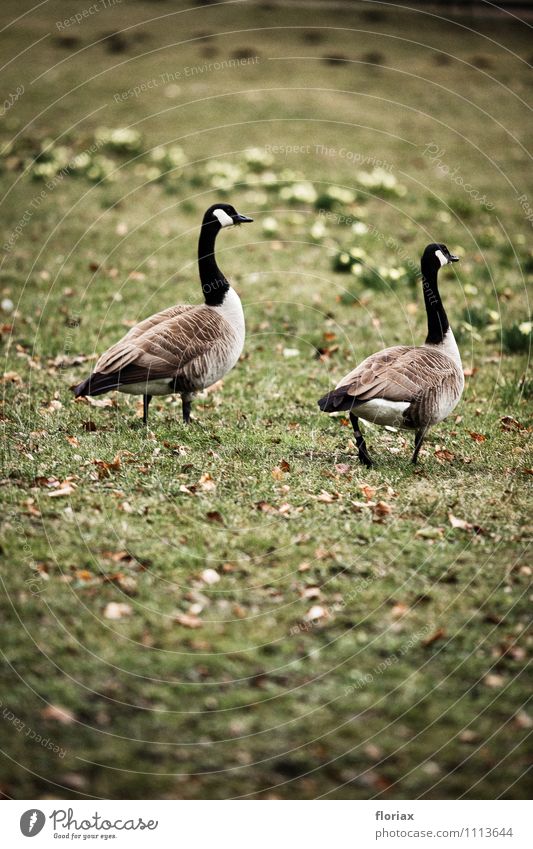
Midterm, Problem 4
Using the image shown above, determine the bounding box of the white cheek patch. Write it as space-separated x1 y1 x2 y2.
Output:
435 249 448 267
213 208 234 228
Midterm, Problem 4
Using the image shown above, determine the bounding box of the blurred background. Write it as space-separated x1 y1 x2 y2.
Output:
0 1 531 800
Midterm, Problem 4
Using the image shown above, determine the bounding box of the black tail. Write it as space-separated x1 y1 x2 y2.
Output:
72 372 121 398
317 387 352 413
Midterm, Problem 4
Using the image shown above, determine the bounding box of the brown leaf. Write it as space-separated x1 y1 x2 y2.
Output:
255 500 274 513
359 483 376 500
435 448 455 462
514 710 533 729
469 431 486 442
175 612 202 628
448 513 486 535
201 568 220 585
391 602 409 618
463 367 477 377
83 396 116 408
422 627 446 647
484 673 505 688
373 501 392 517
334 463 350 475
206 510 224 524
317 490 338 503
280 459 291 472
103 602 132 620
198 472 216 492
304 604 328 622
65 435 79 447
82 420 97 432
41 704 75 725
459 729 479 744
301 586 321 600
47 482 77 497
500 416 525 432
1 371 22 384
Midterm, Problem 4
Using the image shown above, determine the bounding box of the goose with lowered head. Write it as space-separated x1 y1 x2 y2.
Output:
72 203 253 425
318 243 464 466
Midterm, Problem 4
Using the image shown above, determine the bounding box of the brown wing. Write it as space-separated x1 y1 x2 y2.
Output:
337 345 459 402
95 305 232 382
123 304 195 340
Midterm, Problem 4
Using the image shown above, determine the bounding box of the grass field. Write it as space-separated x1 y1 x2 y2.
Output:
0 0 531 800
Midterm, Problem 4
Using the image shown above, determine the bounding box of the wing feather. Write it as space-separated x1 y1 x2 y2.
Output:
339 346 459 401
95 305 233 385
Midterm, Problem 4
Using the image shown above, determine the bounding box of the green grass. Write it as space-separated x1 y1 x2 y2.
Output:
0 0 531 800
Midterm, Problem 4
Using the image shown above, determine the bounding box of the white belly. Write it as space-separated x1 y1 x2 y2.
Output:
352 399 411 428
118 380 171 396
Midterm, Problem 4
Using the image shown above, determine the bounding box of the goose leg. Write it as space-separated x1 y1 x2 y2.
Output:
411 428 428 465
350 413 373 467
182 394 192 425
142 394 152 426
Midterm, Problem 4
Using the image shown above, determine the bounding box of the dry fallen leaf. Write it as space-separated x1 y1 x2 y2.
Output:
459 729 479 744
41 399 63 413
391 602 409 618
373 501 392 517
435 448 455 462
47 481 77 497
206 510 224 524
83 396 116 408
304 604 328 622
175 612 202 628
198 473 216 492
469 431 486 443
1 371 22 384
301 586 321 600
514 711 533 729
484 673 505 688
334 463 351 475
94 454 122 478
422 628 446 647
65 435 79 447
317 490 338 503
103 602 132 620
448 513 485 535
500 416 525 432
359 483 376 500
255 500 274 513
201 568 220 585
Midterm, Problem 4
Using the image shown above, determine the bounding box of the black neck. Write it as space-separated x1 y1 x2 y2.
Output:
198 221 230 306
420 257 448 345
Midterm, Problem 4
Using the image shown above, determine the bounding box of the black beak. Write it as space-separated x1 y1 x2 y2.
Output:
234 213 254 225
449 254 460 262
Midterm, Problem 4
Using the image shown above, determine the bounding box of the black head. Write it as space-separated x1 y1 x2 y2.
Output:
202 203 253 230
422 243 460 271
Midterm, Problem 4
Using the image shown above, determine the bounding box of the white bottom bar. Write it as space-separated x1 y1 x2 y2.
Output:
3 800 531 848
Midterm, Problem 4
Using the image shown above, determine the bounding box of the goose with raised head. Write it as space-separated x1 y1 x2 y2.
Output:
318 243 464 466
72 203 253 425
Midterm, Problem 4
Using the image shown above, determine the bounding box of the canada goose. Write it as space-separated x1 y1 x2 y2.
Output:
72 203 253 425
318 243 464 466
